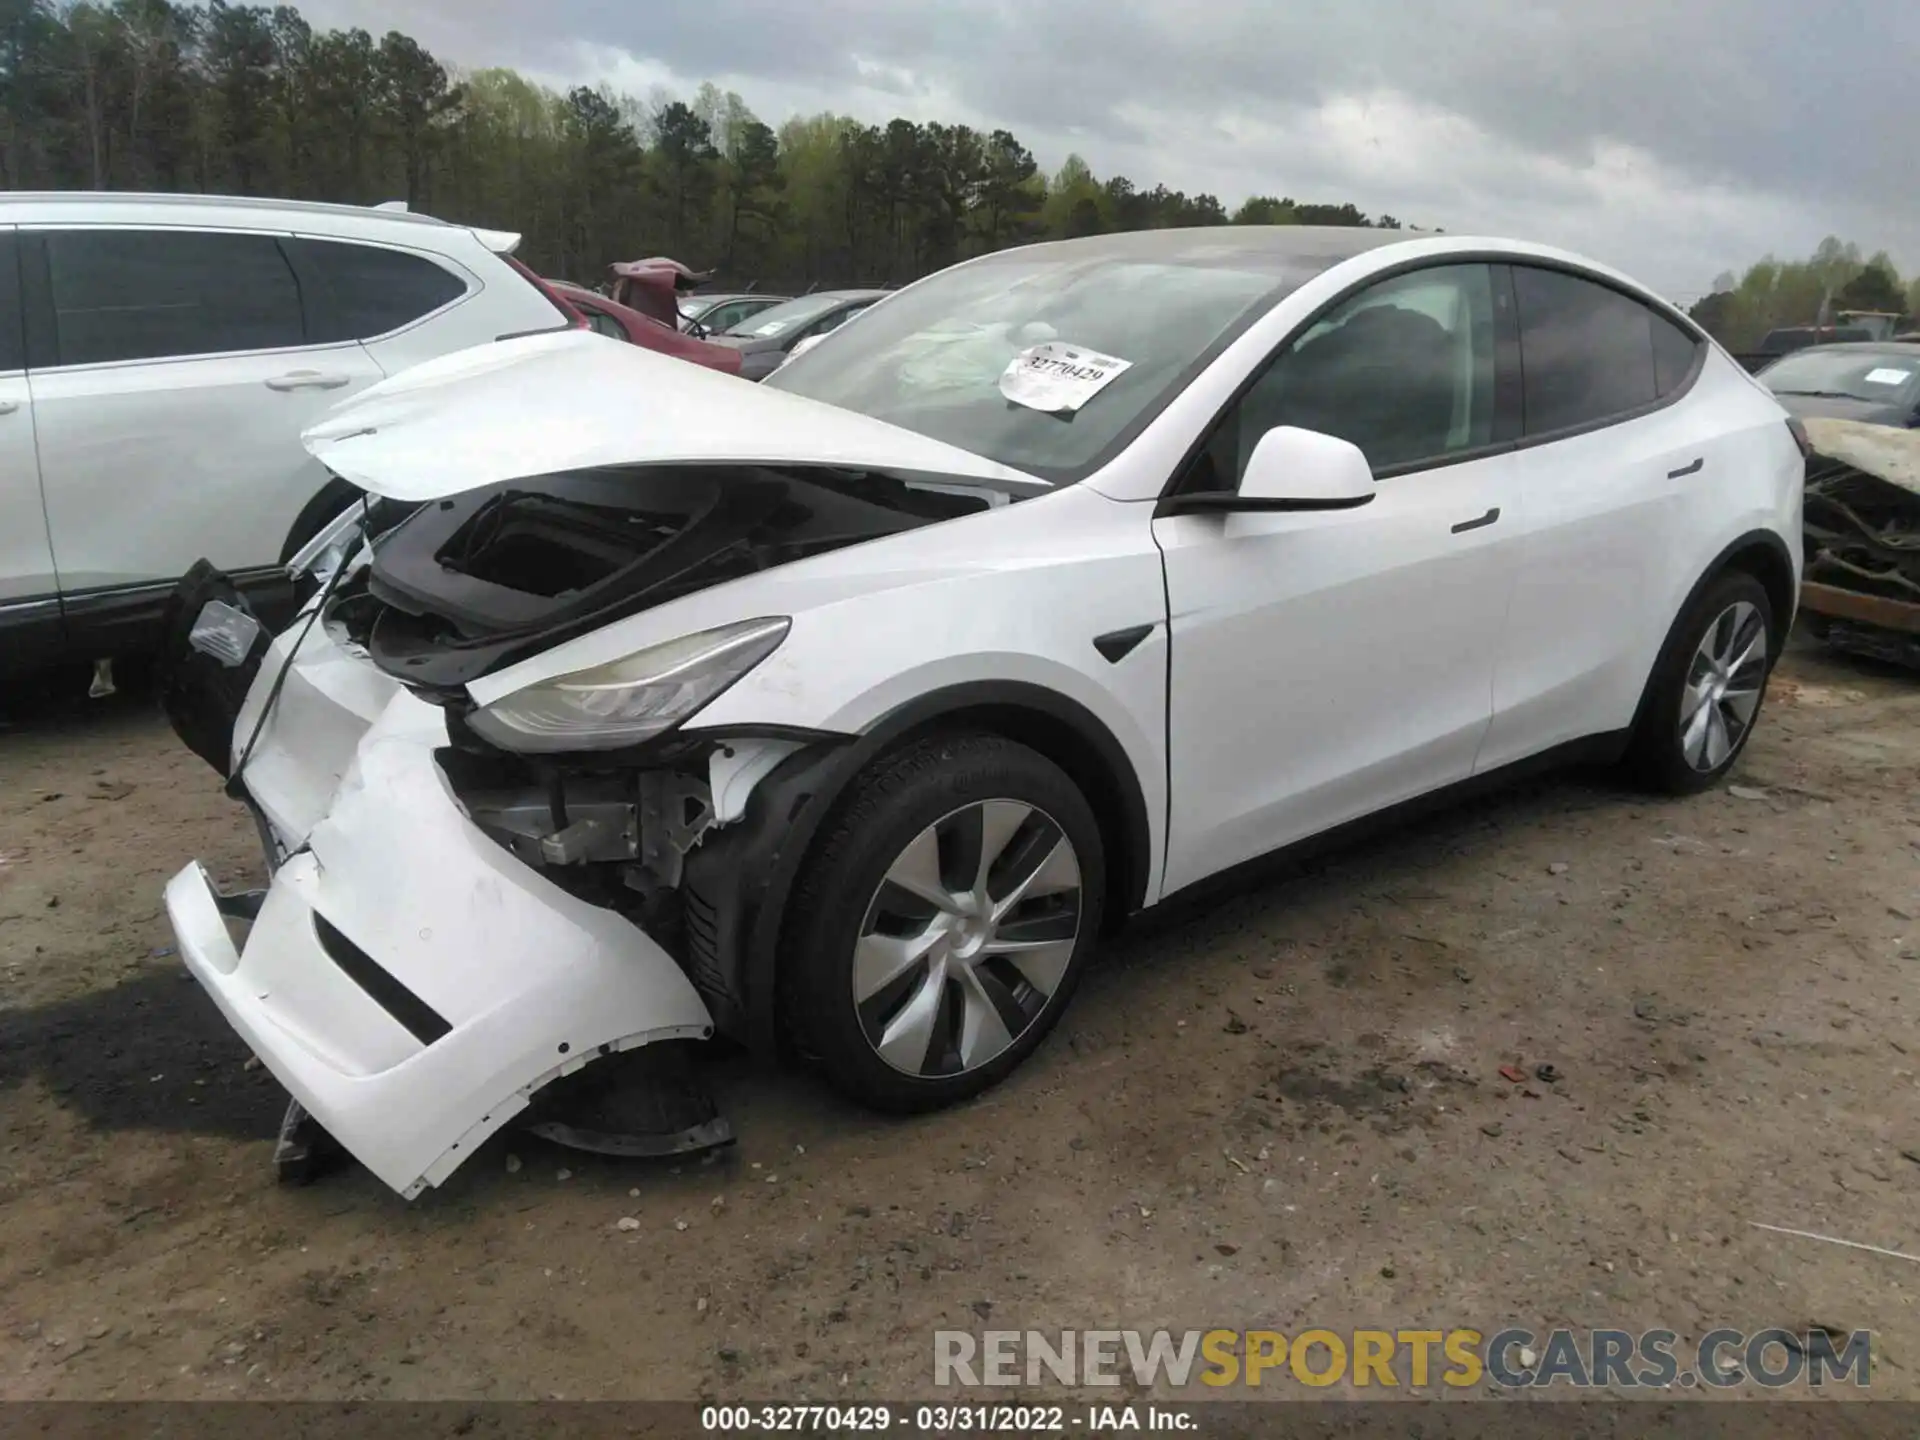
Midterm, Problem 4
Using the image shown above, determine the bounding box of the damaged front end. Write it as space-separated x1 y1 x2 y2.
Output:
162 471 1004 1198
1801 418 1920 670
160 331 1044 1198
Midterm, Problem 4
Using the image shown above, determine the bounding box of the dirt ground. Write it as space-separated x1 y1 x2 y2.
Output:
1 635 1916 1403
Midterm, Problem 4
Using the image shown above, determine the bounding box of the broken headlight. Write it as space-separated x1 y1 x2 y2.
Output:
465 617 791 753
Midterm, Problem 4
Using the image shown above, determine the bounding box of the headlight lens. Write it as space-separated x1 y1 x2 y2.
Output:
466 617 791 753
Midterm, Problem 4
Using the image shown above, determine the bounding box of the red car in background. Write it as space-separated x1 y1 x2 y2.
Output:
547 279 743 375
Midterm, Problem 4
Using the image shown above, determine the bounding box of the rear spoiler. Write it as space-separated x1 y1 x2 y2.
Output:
470 226 523 255
365 198 522 256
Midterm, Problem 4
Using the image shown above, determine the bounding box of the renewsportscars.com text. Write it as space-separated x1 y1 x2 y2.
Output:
933 1327 1871 1389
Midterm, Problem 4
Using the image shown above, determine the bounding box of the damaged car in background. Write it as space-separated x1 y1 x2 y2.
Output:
157 228 1803 1200
1800 418 1920 670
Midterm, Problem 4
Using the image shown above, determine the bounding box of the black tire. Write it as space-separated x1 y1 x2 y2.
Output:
781 731 1106 1113
1624 569 1776 794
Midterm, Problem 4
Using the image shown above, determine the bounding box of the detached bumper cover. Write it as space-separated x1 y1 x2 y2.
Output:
166 698 714 1198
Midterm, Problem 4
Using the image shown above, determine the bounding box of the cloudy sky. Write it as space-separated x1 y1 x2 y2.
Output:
296 0 1919 302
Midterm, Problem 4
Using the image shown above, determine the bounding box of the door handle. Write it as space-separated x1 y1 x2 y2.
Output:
1450 507 1500 535
0 400 18 416
1667 457 1704 478
265 371 352 392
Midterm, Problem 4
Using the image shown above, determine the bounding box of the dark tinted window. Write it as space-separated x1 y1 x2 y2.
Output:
0 234 21 371
1513 266 1659 434
293 238 466 342
1651 313 1701 397
1195 263 1499 484
44 229 303 366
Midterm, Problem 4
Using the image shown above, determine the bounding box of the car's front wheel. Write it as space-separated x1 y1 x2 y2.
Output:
781 732 1106 1112
1626 570 1775 793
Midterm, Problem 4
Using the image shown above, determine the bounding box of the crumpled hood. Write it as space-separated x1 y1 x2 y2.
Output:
301 329 1049 502
1804 417 1920 496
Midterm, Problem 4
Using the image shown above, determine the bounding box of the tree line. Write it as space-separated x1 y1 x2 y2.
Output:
0 0 1409 289
1688 239 1920 351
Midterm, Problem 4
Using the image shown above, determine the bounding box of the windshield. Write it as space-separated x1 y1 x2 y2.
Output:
726 293 855 338
1763 349 1920 405
764 253 1296 482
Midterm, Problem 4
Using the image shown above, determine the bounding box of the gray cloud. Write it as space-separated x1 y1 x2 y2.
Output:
296 0 1920 295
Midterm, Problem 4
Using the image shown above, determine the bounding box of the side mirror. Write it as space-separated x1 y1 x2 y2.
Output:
1160 426 1376 516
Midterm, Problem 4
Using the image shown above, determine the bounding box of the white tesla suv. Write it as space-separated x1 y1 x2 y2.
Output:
160 228 1804 1198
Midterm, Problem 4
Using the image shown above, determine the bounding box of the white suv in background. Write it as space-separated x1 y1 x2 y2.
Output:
0 193 581 676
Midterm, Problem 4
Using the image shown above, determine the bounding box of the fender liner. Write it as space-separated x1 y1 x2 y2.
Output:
1624 528 1797 744
679 681 1156 1057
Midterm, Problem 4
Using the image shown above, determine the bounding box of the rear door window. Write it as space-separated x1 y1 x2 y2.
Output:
288 238 467 343
41 228 304 367
1512 266 1679 436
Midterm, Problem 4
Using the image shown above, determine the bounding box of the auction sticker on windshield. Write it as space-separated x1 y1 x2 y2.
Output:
1863 367 1912 386
999 342 1132 413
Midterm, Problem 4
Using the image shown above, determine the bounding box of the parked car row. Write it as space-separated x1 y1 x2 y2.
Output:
700 289 888 378
677 290 788 335
151 221 1807 1199
545 278 743 374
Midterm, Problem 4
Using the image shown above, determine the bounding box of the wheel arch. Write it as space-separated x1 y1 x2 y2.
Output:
1715 530 1798 646
680 680 1155 1059
1627 527 1796 742
860 683 1154 926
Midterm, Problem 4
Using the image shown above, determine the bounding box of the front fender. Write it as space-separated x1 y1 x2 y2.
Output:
683 675 1162 1058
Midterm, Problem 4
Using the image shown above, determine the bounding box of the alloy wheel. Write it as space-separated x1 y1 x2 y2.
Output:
853 799 1083 1078
1679 599 1768 772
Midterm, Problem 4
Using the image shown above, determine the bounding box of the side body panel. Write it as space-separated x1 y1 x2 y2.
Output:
1478 352 1801 770
1154 452 1525 895
29 336 387 592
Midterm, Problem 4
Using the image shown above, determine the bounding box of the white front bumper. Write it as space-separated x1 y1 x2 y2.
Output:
168 694 714 1198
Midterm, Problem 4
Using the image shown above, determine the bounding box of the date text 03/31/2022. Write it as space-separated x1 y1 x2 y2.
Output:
700 1405 1196 1432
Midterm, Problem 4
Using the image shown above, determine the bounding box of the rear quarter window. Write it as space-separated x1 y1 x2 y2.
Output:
288 238 468 343
1651 312 1702 397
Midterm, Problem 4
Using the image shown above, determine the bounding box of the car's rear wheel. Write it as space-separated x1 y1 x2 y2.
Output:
1626 570 1774 793
781 732 1105 1112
